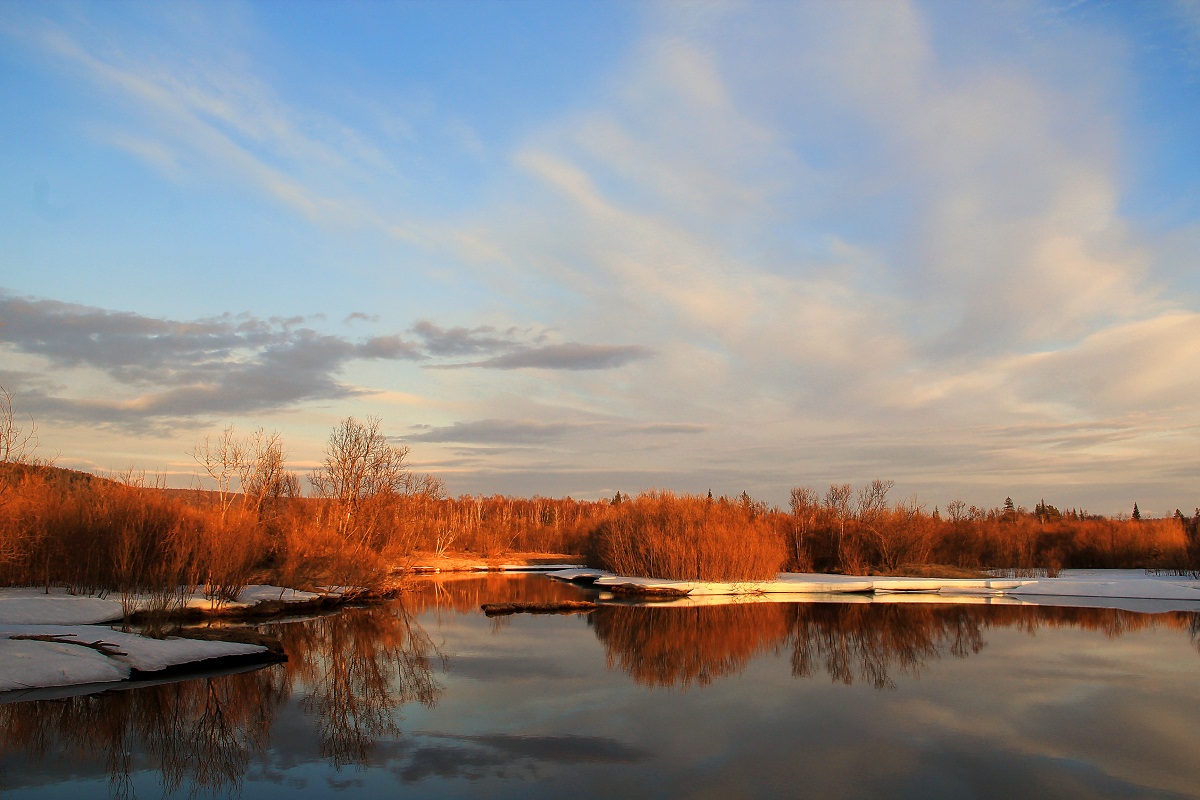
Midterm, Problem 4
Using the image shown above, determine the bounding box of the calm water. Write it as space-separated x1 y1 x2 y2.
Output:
3 574 1200 799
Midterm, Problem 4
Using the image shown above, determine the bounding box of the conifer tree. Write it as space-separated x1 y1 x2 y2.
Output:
1003 496 1016 520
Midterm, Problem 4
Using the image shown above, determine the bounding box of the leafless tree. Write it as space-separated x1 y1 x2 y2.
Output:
856 479 894 520
0 385 39 465
824 483 853 568
401 471 447 500
192 425 245 523
309 416 411 537
238 428 299 518
824 483 852 517
788 486 820 570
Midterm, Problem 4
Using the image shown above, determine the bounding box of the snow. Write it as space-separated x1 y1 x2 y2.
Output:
0 637 130 692
550 567 609 581
585 572 1022 596
0 624 266 694
552 568 1200 612
0 585 328 627
0 584 320 696
0 588 124 625
214 585 326 607
1008 569 1200 601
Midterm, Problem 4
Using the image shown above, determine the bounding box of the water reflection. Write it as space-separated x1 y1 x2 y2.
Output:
0 602 441 797
0 668 280 799
787 604 983 688
590 604 792 688
396 733 651 783
4 575 1200 799
591 600 1200 690
402 572 594 616
271 606 443 767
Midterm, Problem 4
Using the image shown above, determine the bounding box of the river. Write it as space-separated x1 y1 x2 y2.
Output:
2 573 1199 798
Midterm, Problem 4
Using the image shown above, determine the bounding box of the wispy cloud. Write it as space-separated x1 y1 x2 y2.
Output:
407 418 706 445
3 10 397 234
430 343 652 371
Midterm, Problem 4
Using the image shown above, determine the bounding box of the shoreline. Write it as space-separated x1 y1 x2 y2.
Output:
7 566 1199 698
0 584 349 700
549 567 1200 613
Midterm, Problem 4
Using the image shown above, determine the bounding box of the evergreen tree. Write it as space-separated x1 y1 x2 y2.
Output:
1132 502 1141 521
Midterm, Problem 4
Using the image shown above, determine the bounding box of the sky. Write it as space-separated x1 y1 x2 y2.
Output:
1 0 1199 515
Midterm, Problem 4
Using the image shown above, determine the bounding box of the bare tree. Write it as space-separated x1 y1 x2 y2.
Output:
310 416 411 537
856 479 894 521
872 496 935 572
824 483 853 568
401 472 447 500
0 385 39 465
192 425 244 523
788 486 819 571
238 428 299 518
824 483 852 517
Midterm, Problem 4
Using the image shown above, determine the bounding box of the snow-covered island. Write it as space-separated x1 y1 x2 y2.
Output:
0 585 333 698
551 568 1200 614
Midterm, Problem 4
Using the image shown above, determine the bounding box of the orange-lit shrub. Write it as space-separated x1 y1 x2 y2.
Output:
585 491 787 581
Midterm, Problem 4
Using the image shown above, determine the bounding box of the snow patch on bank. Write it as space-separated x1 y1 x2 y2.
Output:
567 571 1027 596
0 585 329 626
0 584 325 696
0 588 125 625
0 637 130 692
0 624 267 694
550 568 1200 612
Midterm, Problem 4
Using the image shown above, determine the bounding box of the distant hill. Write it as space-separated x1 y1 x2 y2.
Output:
0 460 106 489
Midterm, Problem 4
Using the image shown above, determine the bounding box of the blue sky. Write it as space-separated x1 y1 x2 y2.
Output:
2 0 1199 515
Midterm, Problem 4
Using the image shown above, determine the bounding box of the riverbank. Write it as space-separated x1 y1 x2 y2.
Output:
0 584 345 626
402 551 584 573
551 568 1200 613
0 583 351 699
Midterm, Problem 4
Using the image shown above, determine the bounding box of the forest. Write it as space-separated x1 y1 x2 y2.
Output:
1 389 1198 592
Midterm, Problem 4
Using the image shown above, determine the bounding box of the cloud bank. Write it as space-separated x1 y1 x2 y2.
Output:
0 292 651 429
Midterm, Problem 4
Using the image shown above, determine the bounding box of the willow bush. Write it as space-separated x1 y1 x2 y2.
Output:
585 491 787 582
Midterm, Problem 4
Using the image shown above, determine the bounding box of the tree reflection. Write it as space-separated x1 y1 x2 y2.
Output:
0 669 281 799
270 604 444 767
402 573 594 617
0 601 441 797
591 600 1200 690
787 604 985 688
589 603 792 688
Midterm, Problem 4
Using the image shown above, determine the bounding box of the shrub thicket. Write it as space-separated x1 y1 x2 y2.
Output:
584 491 788 581
2 457 1196 591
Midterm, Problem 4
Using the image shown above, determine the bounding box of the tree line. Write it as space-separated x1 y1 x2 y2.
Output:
0 386 1197 589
